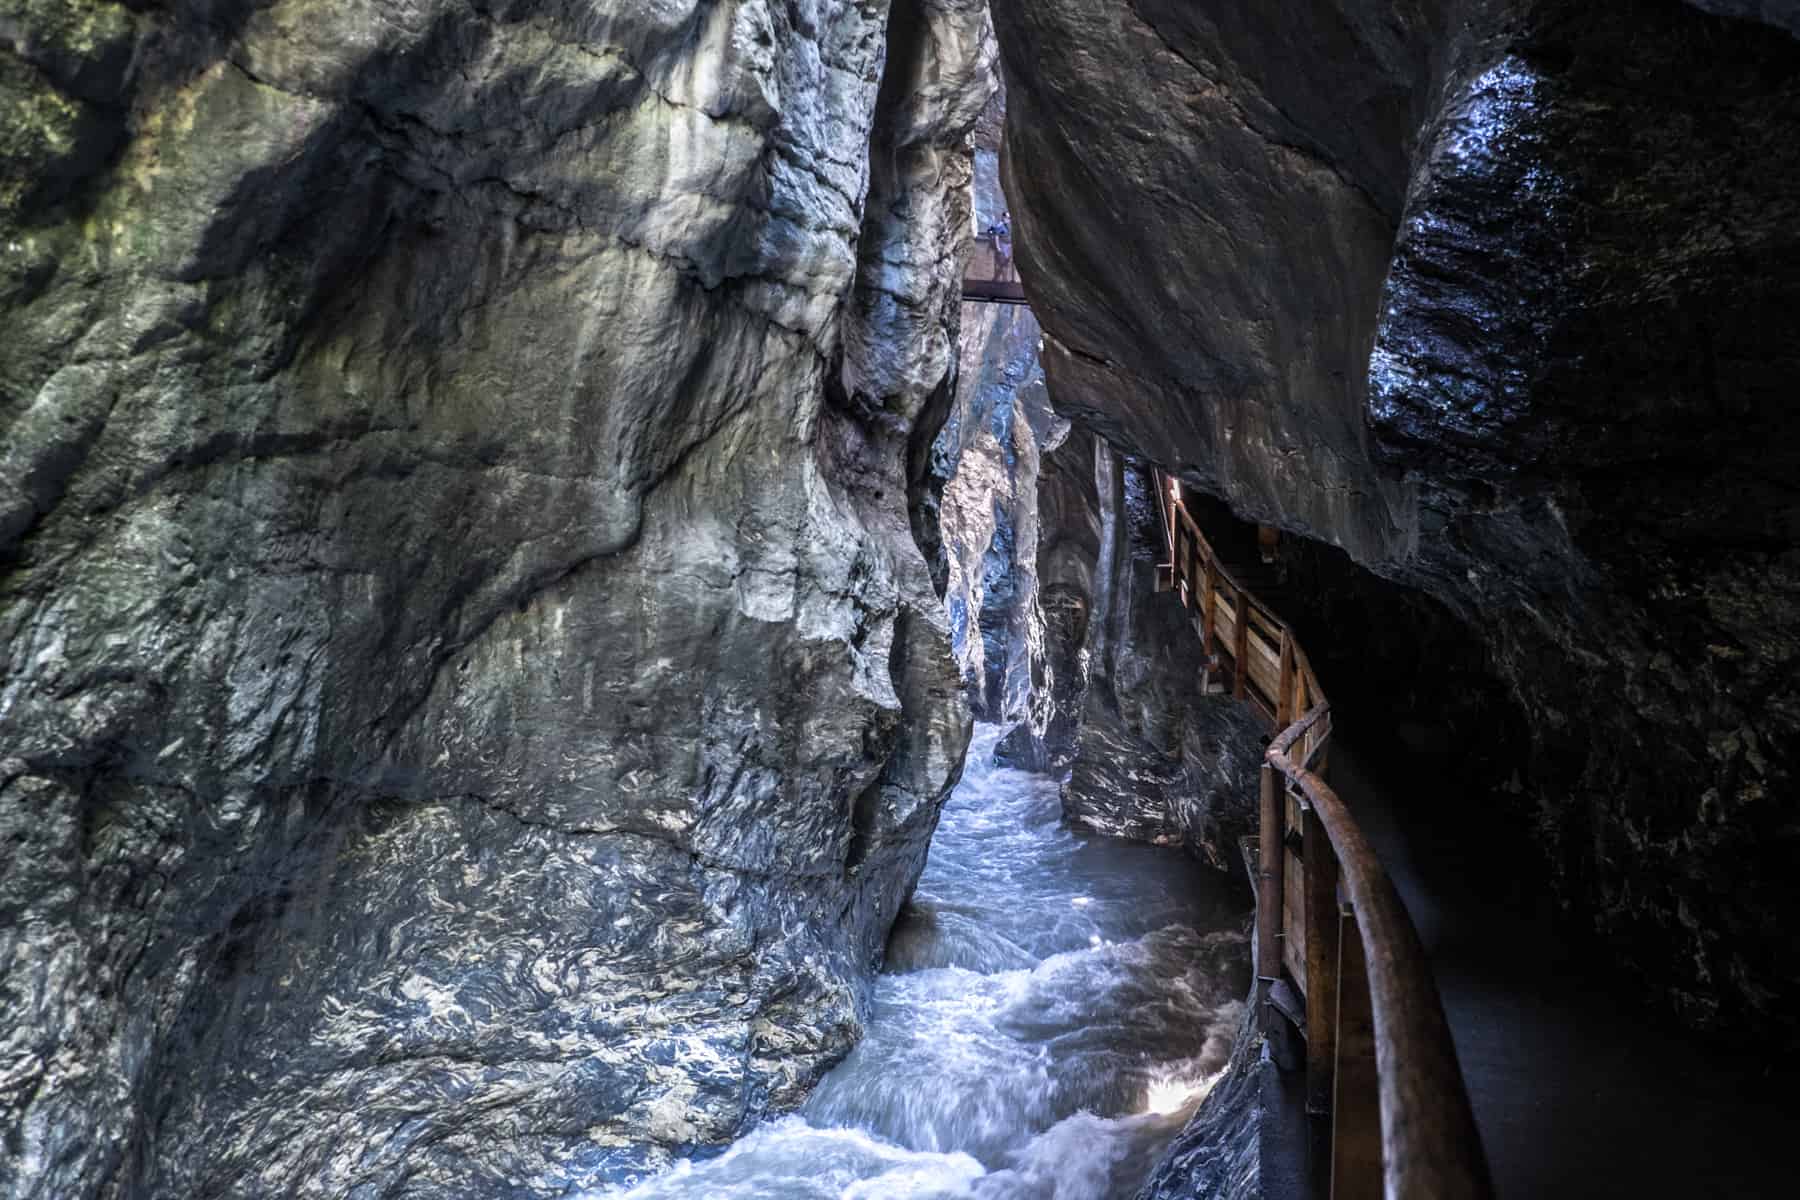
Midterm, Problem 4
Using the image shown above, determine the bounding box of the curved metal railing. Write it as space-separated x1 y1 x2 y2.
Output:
1154 471 1492 1200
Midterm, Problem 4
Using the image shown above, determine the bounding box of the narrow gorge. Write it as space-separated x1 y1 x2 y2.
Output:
3 3 1795 1199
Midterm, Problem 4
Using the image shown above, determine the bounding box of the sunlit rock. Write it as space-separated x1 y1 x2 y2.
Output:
0 1 992 1194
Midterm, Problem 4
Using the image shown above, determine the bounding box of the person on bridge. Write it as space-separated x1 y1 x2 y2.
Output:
993 211 1013 281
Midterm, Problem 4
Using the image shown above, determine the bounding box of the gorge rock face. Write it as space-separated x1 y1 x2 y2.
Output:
998 422 1265 867
0 2 991 1196
1136 1000 1264 1200
936 296 1055 722
931 88 1062 729
994 0 1800 1047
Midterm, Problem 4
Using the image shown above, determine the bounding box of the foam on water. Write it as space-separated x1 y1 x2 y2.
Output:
597 725 1248 1199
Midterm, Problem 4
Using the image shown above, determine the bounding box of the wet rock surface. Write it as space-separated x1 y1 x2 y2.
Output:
1135 1000 1264 1200
1060 449 1265 868
1 2 992 1196
999 423 1265 869
993 0 1800 1047
593 724 1252 1200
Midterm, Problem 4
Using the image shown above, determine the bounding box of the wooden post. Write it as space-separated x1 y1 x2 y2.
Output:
1200 558 1218 655
1171 524 1184 605
1164 485 1178 566
1275 631 1296 726
1181 526 1196 607
1303 805 1340 1115
1330 908 1381 1200
1258 523 1281 564
1256 764 1283 1027
1232 586 1251 700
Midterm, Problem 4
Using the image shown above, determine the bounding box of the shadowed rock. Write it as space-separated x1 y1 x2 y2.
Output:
993 0 1800 1049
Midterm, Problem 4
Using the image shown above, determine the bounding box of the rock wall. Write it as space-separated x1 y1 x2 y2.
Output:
993 0 1800 1048
993 417 1105 773
997 423 1266 868
936 296 1056 721
931 89 1059 726
1136 1000 1265 1200
0 2 993 1196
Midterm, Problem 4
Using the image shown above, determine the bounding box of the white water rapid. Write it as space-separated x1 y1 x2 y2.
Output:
598 725 1249 1200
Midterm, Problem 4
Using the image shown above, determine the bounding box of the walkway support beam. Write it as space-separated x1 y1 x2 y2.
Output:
1256 764 1283 992
1232 586 1251 699
1303 800 1340 1116
1332 909 1382 1200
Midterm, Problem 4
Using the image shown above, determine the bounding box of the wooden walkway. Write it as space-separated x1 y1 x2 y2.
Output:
1155 473 1493 1200
962 233 1027 305
962 278 1028 304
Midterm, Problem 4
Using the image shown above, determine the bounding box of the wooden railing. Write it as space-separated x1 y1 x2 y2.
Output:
1156 479 1323 728
1155 472 1493 1200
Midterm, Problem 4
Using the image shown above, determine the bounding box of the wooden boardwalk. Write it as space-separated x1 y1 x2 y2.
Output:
962 278 1028 304
962 233 1027 305
1156 473 1493 1200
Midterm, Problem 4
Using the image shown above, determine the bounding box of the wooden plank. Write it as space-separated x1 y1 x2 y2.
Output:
1212 603 1236 666
961 279 1028 304
1181 507 1205 546
1331 909 1382 1200
1246 688 1277 729
1277 632 1296 726
1232 586 1251 699
1213 584 1236 622
1166 521 1180 600
1246 602 1284 642
1201 558 1219 654
1257 766 1284 1016
1247 633 1283 698
1164 490 1178 562
1300 709 1331 776
1283 848 1308 993
1209 564 1224 658
1304 803 1340 1115
1292 647 1318 711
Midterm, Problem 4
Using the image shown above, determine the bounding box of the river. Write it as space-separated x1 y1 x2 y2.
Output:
597 725 1248 1199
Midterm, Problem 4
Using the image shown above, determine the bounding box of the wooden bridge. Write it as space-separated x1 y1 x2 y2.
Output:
1156 473 1493 1200
962 233 1028 305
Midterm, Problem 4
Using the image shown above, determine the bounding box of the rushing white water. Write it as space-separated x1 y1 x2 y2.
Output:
598 725 1249 1200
